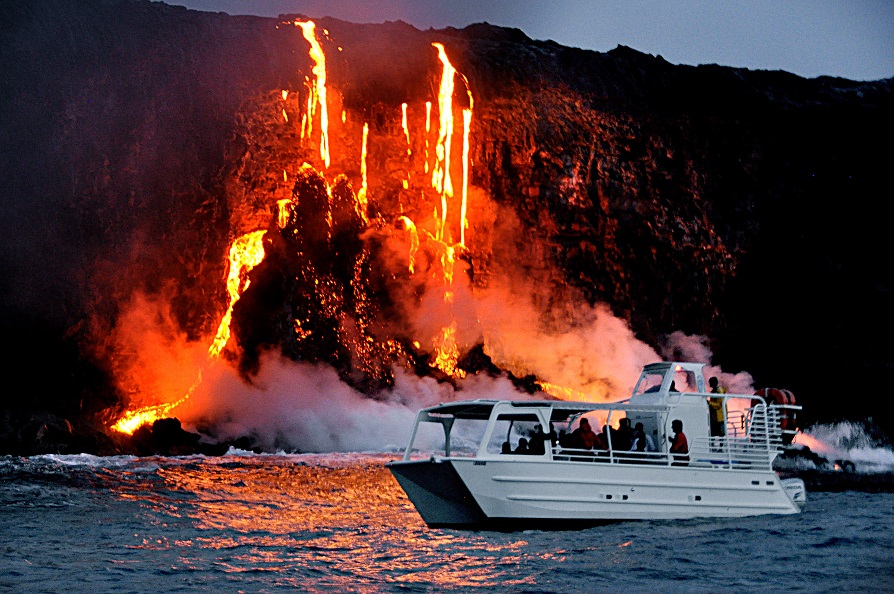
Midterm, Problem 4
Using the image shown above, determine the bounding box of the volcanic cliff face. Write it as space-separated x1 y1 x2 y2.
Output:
1 0 892 453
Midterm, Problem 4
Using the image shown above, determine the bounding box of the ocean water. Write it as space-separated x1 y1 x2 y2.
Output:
1 452 891 593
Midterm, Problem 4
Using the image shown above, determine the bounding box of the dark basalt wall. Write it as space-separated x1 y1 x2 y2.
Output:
1 0 891 452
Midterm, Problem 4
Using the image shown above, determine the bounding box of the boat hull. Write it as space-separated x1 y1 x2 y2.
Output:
388 457 801 528
387 458 487 526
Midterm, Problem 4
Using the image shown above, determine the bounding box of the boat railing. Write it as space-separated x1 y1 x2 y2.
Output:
551 447 669 464
550 439 774 469
549 403 789 470
727 401 800 442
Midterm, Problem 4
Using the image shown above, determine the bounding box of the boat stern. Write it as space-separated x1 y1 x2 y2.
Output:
781 477 807 508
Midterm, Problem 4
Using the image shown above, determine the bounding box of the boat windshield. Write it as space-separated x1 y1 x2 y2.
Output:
448 418 490 457
634 371 665 395
673 368 699 392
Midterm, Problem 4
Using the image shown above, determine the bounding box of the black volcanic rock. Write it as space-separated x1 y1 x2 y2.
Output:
1 0 892 452
129 417 229 456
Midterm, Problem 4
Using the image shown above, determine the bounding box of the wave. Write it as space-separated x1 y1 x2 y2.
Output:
792 421 894 473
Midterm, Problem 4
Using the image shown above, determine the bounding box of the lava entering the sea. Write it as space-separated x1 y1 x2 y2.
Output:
110 22 489 435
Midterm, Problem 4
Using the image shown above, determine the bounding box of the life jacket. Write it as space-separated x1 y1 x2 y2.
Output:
753 388 797 433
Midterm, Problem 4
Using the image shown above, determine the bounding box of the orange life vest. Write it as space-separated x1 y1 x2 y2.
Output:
753 388 797 432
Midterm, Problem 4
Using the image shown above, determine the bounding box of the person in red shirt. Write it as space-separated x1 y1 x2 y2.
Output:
572 418 597 449
669 419 689 466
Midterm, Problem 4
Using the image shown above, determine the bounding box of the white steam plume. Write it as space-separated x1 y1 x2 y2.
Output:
176 351 530 452
661 330 754 394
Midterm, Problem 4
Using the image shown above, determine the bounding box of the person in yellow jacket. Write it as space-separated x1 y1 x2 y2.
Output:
708 377 727 437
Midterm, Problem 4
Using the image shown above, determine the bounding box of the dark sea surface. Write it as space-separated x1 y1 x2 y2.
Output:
1 452 892 593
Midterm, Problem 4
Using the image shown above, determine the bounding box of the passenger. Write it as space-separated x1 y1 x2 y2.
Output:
571 418 597 449
670 381 678 392
528 424 551 455
631 423 646 452
501 441 512 454
669 419 689 466
557 429 569 448
613 418 633 450
593 425 608 451
633 422 657 452
513 437 530 455
708 377 727 437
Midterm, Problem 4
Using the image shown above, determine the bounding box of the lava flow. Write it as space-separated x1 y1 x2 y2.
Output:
111 20 334 434
111 230 267 434
296 20 330 168
108 19 632 441
110 22 482 434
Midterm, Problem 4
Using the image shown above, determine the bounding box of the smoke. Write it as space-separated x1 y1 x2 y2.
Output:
106 291 210 410
476 282 659 400
661 330 754 394
107 211 757 452
175 350 529 452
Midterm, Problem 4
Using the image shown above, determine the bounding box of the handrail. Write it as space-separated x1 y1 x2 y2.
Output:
550 437 775 469
548 403 792 471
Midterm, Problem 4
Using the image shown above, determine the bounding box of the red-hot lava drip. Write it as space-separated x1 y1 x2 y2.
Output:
296 20 330 168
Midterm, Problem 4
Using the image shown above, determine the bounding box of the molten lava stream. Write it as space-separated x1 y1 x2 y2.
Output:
111 231 267 435
296 20 330 168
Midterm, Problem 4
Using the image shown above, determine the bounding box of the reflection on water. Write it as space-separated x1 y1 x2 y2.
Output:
1 453 892 592
96 454 545 589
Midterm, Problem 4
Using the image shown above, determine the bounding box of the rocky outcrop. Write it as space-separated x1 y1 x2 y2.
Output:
0 0 892 452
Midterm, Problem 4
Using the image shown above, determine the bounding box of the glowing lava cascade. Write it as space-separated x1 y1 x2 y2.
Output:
109 26 494 436
296 20 330 168
110 231 267 434
110 21 336 435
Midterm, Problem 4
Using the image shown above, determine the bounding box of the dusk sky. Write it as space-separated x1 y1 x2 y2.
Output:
165 0 894 81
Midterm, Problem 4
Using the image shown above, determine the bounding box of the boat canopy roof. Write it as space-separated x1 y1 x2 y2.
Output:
642 361 705 374
420 399 671 422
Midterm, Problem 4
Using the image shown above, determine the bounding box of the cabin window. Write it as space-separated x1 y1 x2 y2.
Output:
411 421 445 455
673 369 699 393
486 413 542 454
634 372 665 395
448 419 490 457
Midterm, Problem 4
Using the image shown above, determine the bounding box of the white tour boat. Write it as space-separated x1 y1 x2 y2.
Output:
387 362 806 528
